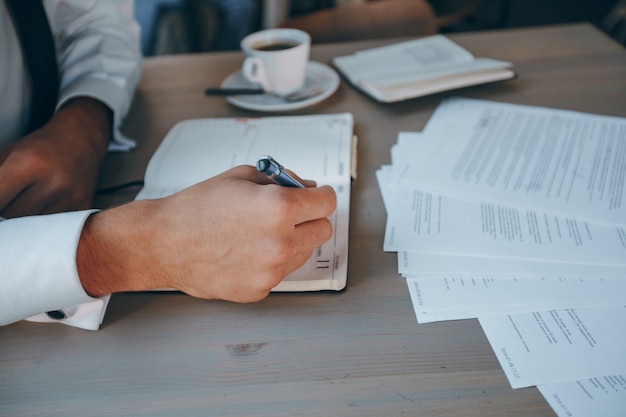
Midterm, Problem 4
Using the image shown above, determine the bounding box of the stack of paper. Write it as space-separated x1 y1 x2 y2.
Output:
377 97 626 417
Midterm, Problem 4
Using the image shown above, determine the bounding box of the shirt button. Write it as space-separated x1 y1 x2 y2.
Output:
46 310 68 320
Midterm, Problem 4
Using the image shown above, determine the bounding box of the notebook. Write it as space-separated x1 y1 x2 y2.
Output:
332 34 515 103
135 113 356 291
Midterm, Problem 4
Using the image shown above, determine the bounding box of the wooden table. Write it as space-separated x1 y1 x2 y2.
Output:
2 23 625 417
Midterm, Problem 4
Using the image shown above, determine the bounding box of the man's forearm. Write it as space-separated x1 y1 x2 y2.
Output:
74 166 336 303
76 201 161 297
56 97 112 160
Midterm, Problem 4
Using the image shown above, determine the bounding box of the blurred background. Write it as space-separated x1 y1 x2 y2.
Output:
134 0 626 56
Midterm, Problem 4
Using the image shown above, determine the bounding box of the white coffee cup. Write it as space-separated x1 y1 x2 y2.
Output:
240 28 311 96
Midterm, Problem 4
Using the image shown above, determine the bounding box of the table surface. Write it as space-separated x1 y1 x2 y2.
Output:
2 23 625 417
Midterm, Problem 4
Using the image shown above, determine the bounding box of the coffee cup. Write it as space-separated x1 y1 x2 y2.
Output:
240 28 311 96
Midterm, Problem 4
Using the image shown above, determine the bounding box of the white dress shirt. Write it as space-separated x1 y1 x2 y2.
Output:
0 0 141 330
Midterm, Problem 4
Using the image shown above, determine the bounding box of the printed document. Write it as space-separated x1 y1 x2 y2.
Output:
393 98 626 225
376 98 626 417
478 306 626 388
382 184 626 266
378 165 626 266
406 276 626 323
397 251 626 277
538 375 626 417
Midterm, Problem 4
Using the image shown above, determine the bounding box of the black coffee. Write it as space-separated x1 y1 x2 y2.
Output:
253 40 300 51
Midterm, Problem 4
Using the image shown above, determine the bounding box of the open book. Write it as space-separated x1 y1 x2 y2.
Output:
135 113 355 292
332 35 515 103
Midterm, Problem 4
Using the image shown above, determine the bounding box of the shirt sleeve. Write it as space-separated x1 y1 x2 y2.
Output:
0 210 109 331
45 0 142 150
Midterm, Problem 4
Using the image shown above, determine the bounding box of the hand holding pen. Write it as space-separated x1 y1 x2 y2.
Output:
79 164 336 303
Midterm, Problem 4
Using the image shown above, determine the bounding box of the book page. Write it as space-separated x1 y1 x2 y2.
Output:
332 35 476 83
394 98 626 225
538 375 626 417
479 306 626 388
333 36 513 102
135 114 354 291
137 114 353 197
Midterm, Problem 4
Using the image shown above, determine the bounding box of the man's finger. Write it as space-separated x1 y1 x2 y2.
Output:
294 217 334 248
289 185 337 226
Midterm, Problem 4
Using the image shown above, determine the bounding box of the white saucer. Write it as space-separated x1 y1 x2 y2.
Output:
221 61 340 112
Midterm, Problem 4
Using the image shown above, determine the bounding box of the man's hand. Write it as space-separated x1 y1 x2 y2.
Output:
77 165 337 303
0 97 111 218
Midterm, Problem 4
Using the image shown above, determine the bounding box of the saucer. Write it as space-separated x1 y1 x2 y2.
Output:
221 61 340 112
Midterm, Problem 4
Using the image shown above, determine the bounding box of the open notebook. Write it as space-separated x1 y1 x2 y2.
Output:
135 113 355 292
332 35 515 103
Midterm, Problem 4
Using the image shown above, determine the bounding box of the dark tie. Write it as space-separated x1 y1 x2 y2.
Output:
5 0 60 134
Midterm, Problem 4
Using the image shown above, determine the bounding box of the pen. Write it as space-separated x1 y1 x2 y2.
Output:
256 155 305 188
205 87 264 96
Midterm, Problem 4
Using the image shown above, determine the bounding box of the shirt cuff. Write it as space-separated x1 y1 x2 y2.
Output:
25 295 111 331
58 77 137 151
0 210 109 330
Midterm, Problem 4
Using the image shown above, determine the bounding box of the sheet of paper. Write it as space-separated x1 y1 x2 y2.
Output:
538 375 626 417
392 98 626 225
397 251 626 277
379 165 626 266
406 276 626 323
478 306 626 388
382 183 626 266
379 166 626 271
